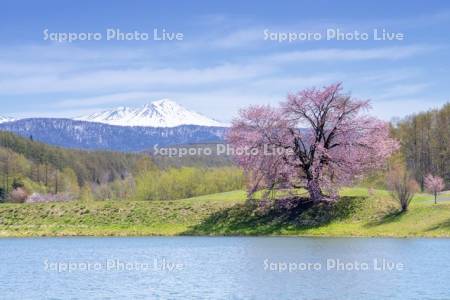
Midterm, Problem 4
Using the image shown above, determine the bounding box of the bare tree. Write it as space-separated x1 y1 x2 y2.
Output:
387 165 419 212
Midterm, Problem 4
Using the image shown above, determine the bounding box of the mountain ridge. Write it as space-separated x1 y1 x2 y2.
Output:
0 118 227 152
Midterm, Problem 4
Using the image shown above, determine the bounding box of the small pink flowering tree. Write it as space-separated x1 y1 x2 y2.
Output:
228 83 399 203
424 174 445 204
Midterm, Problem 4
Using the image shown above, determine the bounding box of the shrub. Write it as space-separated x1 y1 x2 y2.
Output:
9 188 28 203
387 166 419 212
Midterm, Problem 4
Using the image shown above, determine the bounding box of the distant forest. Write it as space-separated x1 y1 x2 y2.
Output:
0 131 242 202
392 103 449 189
0 131 146 186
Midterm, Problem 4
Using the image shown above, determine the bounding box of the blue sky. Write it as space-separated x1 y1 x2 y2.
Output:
1 0 449 122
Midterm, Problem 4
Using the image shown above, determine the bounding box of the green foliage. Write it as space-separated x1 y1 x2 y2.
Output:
135 167 244 200
21 177 47 194
0 131 151 186
0 132 243 202
12 177 25 189
79 185 94 202
60 168 80 195
91 176 136 201
0 132 157 199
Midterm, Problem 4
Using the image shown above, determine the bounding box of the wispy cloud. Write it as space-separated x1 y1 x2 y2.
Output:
266 45 433 63
0 42 433 96
0 28 445 121
378 83 431 99
209 28 265 49
0 63 273 94
57 92 157 108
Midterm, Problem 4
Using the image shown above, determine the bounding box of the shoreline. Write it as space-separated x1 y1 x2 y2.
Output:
1 230 449 239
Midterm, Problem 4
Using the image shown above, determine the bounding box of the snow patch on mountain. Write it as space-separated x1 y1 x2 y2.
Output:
0 116 15 124
75 99 225 127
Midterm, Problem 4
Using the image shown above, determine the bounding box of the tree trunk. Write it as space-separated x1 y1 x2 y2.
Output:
307 179 325 203
401 202 408 212
54 170 58 194
45 163 48 187
5 159 9 194
434 192 437 204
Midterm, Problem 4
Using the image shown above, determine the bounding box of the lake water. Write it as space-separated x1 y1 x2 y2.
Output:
0 237 449 299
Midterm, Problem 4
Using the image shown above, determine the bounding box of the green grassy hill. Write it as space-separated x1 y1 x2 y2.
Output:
1 188 449 237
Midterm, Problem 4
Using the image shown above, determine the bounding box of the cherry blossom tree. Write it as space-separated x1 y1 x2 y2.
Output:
228 83 399 203
424 174 445 204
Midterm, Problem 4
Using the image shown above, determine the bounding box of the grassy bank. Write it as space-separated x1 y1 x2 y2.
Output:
0 189 449 237
0 191 245 237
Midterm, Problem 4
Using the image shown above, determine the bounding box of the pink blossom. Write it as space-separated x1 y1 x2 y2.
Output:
227 83 399 202
424 174 445 204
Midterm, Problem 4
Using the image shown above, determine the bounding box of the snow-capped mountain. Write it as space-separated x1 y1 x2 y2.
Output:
75 99 224 127
0 100 228 151
0 116 15 124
